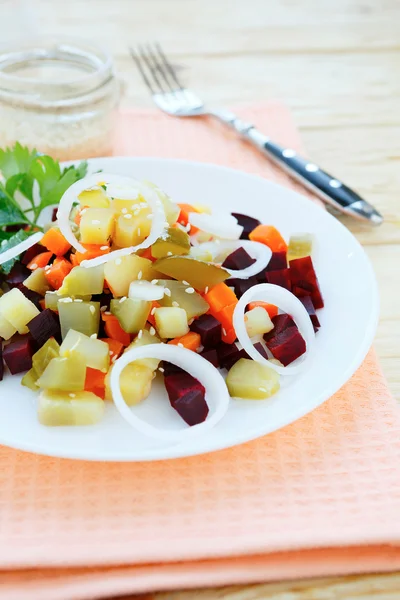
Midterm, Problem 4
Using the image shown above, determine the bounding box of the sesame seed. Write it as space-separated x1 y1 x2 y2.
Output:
120 296 127 303
158 367 165 373
204 286 209 294
74 298 83 303
164 221 170 229
151 279 158 285
112 356 117 363
215 239 220 245
151 307 157 315
124 213 133 219
100 306 107 312
172 301 179 307
131 204 139 210
121 208 128 214
138 330 143 339
222 328 227 336
90 333 97 339
109 350 113 356
44 265 51 271
104 311 111 315
59 297 73 303
186 223 191 232
182 280 189 286
89 305 95 314
149 326 156 336
69 393 76 398
147 213 153 220
115 258 122 265
164 288 171 297
259 387 267 393
167 251 173 256
137 228 141 236
177 343 184 348
137 270 142 280
133 209 140 216
30 263 38 269
185 287 195 294
100 245 109 250
188 318 194 325
80 208 87 215
92 219 101 225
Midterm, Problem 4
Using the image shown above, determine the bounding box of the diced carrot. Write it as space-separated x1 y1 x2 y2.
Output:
147 301 161 327
99 338 124 362
74 244 110 265
216 303 237 332
41 228 71 256
249 225 288 253
221 327 237 344
39 299 46 310
74 205 89 226
102 314 131 346
84 367 106 400
204 282 238 314
44 258 73 290
70 253 79 267
247 301 278 319
27 251 53 270
139 247 157 262
177 203 199 234
168 332 201 352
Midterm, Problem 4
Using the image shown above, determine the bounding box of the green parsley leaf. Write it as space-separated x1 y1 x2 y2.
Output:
0 184 29 227
0 229 33 274
0 143 38 179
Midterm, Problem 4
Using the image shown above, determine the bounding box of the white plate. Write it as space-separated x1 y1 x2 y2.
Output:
0 157 379 461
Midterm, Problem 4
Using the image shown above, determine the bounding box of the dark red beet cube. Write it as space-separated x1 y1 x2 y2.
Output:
253 341 269 360
164 372 209 426
164 373 205 406
298 295 320 332
51 207 58 222
289 256 324 309
199 348 219 368
265 326 306 366
6 262 30 287
17 285 43 310
21 243 48 266
231 213 261 240
216 342 248 370
266 251 287 272
91 292 112 311
190 314 221 348
263 314 296 343
228 276 258 298
3 335 35 374
222 247 255 270
0 342 4 381
28 309 61 348
265 268 291 291
162 361 184 376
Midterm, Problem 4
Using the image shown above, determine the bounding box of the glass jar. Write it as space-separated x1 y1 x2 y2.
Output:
0 37 120 160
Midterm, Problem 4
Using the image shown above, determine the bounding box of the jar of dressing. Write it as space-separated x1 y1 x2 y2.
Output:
0 38 120 160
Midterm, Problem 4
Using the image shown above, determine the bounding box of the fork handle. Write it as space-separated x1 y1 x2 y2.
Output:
209 109 382 224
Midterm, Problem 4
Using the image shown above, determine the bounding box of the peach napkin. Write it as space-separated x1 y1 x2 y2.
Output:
1 103 400 600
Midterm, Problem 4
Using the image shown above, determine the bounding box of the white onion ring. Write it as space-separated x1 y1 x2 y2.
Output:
129 280 165 301
0 232 43 266
56 173 166 267
193 240 272 279
233 283 315 375
189 212 243 240
110 344 230 442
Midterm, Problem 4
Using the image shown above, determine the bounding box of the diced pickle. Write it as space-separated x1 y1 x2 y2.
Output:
144 182 180 225
154 307 189 339
58 300 100 339
80 208 115 245
37 354 86 391
57 265 104 296
157 280 209 320
151 227 190 259
0 287 39 334
24 268 50 296
287 233 313 262
244 307 274 337
105 363 153 406
38 390 105 426
21 369 39 391
0 314 17 340
126 329 161 371
78 187 110 208
111 297 151 334
226 358 280 399
45 292 91 311
104 254 153 297
154 256 230 292
32 338 60 377
60 329 110 371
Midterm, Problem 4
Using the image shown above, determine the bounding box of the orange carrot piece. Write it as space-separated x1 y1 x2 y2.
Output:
177 203 199 234
27 251 53 270
84 367 106 400
99 338 124 362
216 303 237 332
44 258 73 290
70 253 79 268
168 332 201 352
249 225 288 252
247 301 278 319
74 244 110 265
147 301 161 327
204 282 238 314
102 314 131 346
41 228 71 256
74 205 89 226
139 247 157 262
221 327 237 344
39 299 46 310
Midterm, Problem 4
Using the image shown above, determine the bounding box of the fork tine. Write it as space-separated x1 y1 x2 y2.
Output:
154 43 184 90
142 43 178 94
129 47 157 95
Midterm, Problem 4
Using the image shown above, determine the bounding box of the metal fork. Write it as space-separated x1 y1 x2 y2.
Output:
130 43 382 225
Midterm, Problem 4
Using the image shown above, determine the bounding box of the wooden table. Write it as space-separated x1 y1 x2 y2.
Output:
17 0 400 597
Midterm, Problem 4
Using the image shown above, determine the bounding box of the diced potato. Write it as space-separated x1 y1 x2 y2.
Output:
32 338 60 377
104 254 153 297
57 264 104 296
111 194 145 213
154 307 189 339
58 300 100 339
154 256 230 292
24 268 50 296
0 287 39 334
158 280 209 320
192 204 212 214
78 187 110 208
111 297 151 334
0 313 17 340
105 363 153 406
80 208 115 245
38 390 105 426
189 246 214 262
113 214 137 247
287 233 314 262
21 369 39 391
37 354 86 391
226 358 280 399
244 307 274 337
60 329 110 371
126 329 161 371
151 227 190 259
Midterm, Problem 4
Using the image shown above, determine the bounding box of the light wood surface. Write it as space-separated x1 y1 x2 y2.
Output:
6 0 400 597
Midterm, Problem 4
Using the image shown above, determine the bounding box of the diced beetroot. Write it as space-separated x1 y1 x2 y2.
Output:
190 314 221 348
216 342 248 370
265 326 306 366
265 268 291 290
51 208 58 222
231 212 261 240
266 251 287 272
21 243 48 266
3 335 36 374
162 361 184 376
228 276 257 298
199 348 219 368
222 247 255 271
298 295 320 332
289 256 324 309
91 292 112 311
253 341 269 360
6 262 30 287
0 342 4 381
263 313 296 343
17 285 43 310
164 372 209 426
28 309 61 348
